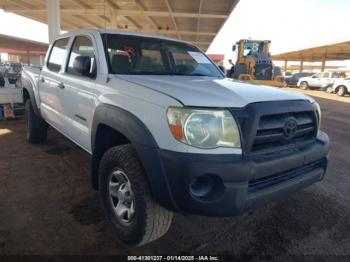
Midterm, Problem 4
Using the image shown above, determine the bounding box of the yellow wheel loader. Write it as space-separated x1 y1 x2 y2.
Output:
231 39 285 87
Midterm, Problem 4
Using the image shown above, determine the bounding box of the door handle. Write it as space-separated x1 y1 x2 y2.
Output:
57 82 65 89
40 77 45 83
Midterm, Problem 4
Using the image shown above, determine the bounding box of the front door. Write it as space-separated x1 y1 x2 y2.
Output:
58 35 98 152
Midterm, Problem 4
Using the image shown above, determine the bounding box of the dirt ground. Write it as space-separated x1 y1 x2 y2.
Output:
0 91 350 257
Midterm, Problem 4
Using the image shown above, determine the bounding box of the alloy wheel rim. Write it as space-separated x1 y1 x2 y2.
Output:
338 87 344 96
109 169 135 226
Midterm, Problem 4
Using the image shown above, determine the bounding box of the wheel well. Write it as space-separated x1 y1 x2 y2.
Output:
91 124 131 190
336 85 347 92
23 88 30 103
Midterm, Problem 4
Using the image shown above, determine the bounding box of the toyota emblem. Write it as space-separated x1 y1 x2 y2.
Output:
283 118 298 139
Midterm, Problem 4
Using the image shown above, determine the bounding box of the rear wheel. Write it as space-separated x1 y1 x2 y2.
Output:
337 86 347 97
99 144 173 246
25 100 48 144
299 81 309 90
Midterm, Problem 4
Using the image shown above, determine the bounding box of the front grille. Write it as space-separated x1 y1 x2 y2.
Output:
248 159 326 193
252 111 317 152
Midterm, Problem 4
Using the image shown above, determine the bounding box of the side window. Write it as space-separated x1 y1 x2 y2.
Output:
47 38 69 72
323 73 330 78
67 36 96 78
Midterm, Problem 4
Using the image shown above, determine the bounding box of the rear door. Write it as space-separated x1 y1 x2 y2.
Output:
58 35 98 152
39 37 70 130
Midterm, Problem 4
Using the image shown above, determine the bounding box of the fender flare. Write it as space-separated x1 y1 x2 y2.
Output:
21 76 41 117
90 104 179 212
91 104 158 150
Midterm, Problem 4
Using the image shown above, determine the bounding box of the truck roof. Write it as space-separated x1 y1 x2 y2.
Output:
59 29 193 47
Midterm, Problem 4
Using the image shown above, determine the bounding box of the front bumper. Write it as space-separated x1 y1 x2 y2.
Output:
157 132 329 216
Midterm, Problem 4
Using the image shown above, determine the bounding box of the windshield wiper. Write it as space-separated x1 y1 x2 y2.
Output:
131 71 171 75
171 72 212 77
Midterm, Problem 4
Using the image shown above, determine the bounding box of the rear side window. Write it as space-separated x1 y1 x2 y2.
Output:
331 72 338 78
66 36 96 78
47 38 69 72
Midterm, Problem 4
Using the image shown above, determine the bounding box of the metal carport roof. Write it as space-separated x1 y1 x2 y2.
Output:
0 33 48 53
272 40 350 62
0 0 239 51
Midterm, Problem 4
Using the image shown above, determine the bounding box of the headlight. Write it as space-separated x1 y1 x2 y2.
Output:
166 107 241 149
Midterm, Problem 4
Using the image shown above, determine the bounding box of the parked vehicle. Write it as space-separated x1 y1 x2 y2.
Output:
297 72 338 90
284 72 314 87
0 62 22 86
329 78 350 96
21 29 329 246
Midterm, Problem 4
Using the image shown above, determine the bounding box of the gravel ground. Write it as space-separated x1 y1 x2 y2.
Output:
0 92 349 257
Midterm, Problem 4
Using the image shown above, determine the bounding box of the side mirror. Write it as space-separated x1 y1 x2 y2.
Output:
232 45 236 52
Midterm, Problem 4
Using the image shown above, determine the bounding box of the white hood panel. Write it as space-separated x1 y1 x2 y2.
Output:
117 75 311 108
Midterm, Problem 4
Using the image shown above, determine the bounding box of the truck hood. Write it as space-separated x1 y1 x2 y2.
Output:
117 75 312 107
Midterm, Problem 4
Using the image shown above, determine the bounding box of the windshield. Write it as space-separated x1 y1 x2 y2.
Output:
102 34 222 77
242 41 264 56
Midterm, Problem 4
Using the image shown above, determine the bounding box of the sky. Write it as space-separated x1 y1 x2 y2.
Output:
207 0 350 67
1 0 350 67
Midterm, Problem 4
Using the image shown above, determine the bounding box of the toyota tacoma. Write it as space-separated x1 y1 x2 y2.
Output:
21 29 329 246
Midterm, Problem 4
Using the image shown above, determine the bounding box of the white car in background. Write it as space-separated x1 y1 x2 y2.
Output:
329 78 350 96
297 72 339 91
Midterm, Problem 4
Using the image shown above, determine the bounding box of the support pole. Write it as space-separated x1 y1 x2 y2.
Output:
47 0 61 43
299 60 304 73
321 58 326 72
26 50 30 66
284 60 288 72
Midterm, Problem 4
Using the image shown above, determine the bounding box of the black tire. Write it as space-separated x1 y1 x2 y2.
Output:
25 100 48 144
299 81 309 90
337 85 347 97
99 144 173 246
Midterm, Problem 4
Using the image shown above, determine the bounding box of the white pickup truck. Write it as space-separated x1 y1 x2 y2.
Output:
329 77 350 96
21 29 329 246
297 72 338 90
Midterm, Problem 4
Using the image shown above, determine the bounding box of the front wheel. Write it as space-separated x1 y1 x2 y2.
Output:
299 81 309 90
99 144 173 246
337 86 347 97
25 100 48 144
